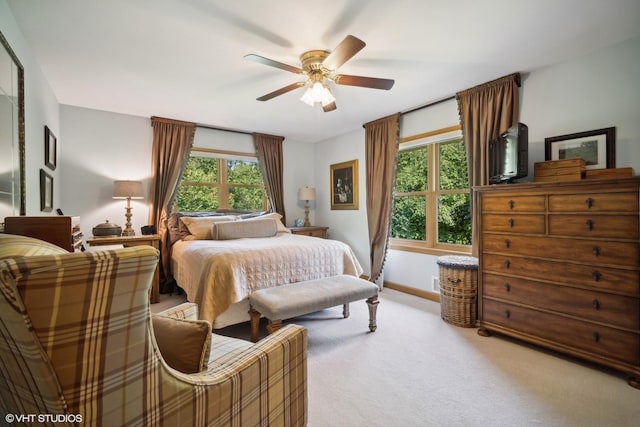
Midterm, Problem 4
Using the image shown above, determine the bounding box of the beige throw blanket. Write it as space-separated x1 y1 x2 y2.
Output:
171 234 364 324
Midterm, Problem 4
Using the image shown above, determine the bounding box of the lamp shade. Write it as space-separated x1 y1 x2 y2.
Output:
298 187 316 201
113 180 144 199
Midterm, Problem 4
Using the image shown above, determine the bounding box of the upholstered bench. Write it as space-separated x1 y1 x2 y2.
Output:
248 274 379 342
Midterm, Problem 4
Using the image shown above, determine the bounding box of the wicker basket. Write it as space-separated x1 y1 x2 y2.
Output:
437 256 478 327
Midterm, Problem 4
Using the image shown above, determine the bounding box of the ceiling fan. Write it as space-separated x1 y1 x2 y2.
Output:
245 35 394 112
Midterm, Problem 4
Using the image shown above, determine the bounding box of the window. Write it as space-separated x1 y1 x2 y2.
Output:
390 128 471 254
175 149 268 212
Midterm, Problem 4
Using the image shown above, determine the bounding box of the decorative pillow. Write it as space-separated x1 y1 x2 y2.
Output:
243 212 290 234
212 218 278 240
180 215 237 240
0 233 69 258
166 212 228 245
152 314 212 374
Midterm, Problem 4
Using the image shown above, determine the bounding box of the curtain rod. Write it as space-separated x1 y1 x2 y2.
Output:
401 95 456 116
196 122 253 136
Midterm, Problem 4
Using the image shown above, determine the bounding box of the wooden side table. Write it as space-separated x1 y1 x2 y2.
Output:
289 226 329 239
86 234 161 303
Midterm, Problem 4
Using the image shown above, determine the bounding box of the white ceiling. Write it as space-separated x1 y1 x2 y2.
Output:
7 0 640 143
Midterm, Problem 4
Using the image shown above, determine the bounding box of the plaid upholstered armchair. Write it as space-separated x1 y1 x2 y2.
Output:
0 234 307 426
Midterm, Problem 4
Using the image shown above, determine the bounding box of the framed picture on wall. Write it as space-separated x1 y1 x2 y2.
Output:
330 159 358 210
544 127 615 170
44 125 57 170
40 169 53 212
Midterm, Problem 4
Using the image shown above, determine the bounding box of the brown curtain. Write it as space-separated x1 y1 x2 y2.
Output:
364 113 400 286
456 73 521 255
148 116 196 291
254 133 286 224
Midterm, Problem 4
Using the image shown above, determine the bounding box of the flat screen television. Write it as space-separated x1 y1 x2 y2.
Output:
488 122 528 184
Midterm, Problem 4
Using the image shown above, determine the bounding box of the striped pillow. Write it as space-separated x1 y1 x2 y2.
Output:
0 233 69 258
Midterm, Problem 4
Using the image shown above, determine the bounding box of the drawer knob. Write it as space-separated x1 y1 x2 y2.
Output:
504 260 511 269
504 283 511 292
504 310 511 319
508 200 515 209
585 198 594 209
585 219 594 231
508 218 515 228
592 331 600 342
592 246 600 256
592 271 602 282
504 239 510 248
592 299 601 310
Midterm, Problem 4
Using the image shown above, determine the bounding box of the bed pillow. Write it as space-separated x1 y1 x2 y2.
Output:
212 218 278 240
242 212 290 234
166 212 227 245
180 215 237 240
0 233 69 258
152 314 212 373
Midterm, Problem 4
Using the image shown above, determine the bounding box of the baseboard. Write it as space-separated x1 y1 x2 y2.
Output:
383 280 441 303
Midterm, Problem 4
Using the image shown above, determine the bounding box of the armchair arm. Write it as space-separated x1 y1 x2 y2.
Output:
156 302 199 320
164 324 308 426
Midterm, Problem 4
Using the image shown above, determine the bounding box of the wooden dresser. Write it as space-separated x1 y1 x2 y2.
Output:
4 216 84 252
476 177 640 388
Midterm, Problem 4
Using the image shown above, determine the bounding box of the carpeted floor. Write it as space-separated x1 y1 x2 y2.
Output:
153 288 640 426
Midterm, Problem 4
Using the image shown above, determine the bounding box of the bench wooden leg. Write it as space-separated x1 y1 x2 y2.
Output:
266 319 282 334
343 303 350 318
249 306 261 343
366 296 379 332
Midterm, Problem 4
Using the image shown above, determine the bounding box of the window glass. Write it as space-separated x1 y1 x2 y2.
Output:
391 132 471 253
176 155 267 212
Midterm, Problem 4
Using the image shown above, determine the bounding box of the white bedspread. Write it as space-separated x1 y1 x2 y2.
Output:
171 234 364 324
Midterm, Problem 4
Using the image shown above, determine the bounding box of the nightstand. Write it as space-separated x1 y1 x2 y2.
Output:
289 226 329 239
86 234 161 303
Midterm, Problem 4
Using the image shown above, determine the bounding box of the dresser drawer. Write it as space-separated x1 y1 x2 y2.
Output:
548 192 638 213
482 234 639 267
483 273 640 329
482 214 545 234
482 195 545 212
548 214 638 240
482 299 640 366
482 253 640 295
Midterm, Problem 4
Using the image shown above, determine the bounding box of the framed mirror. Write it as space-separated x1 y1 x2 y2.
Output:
0 31 25 218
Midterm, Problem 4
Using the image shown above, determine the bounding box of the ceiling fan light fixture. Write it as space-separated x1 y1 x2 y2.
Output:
300 81 335 107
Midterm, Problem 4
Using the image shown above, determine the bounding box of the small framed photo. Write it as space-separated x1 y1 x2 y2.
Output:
330 159 358 210
545 127 615 170
44 125 57 170
40 168 53 212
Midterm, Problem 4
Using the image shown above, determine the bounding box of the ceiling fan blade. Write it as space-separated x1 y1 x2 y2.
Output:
334 74 395 90
244 54 304 74
256 81 305 101
322 35 366 70
323 101 337 112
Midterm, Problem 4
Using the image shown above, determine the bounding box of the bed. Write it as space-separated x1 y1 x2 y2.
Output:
167 212 363 328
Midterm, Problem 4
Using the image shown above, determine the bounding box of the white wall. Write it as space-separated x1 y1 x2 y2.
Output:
315 36 640 291
0 0 60 216
60 106 152 240
314 130 369 271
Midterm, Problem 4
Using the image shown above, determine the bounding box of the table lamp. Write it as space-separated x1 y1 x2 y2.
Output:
113 180 144 236
297 186 316 227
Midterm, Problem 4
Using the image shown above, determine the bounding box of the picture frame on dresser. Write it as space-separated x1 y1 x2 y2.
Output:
544 127 615 170
40 169 53 212
44 125 57 170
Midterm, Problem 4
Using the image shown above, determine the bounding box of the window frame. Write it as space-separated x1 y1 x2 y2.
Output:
175 147 269 212
389 125 472 256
